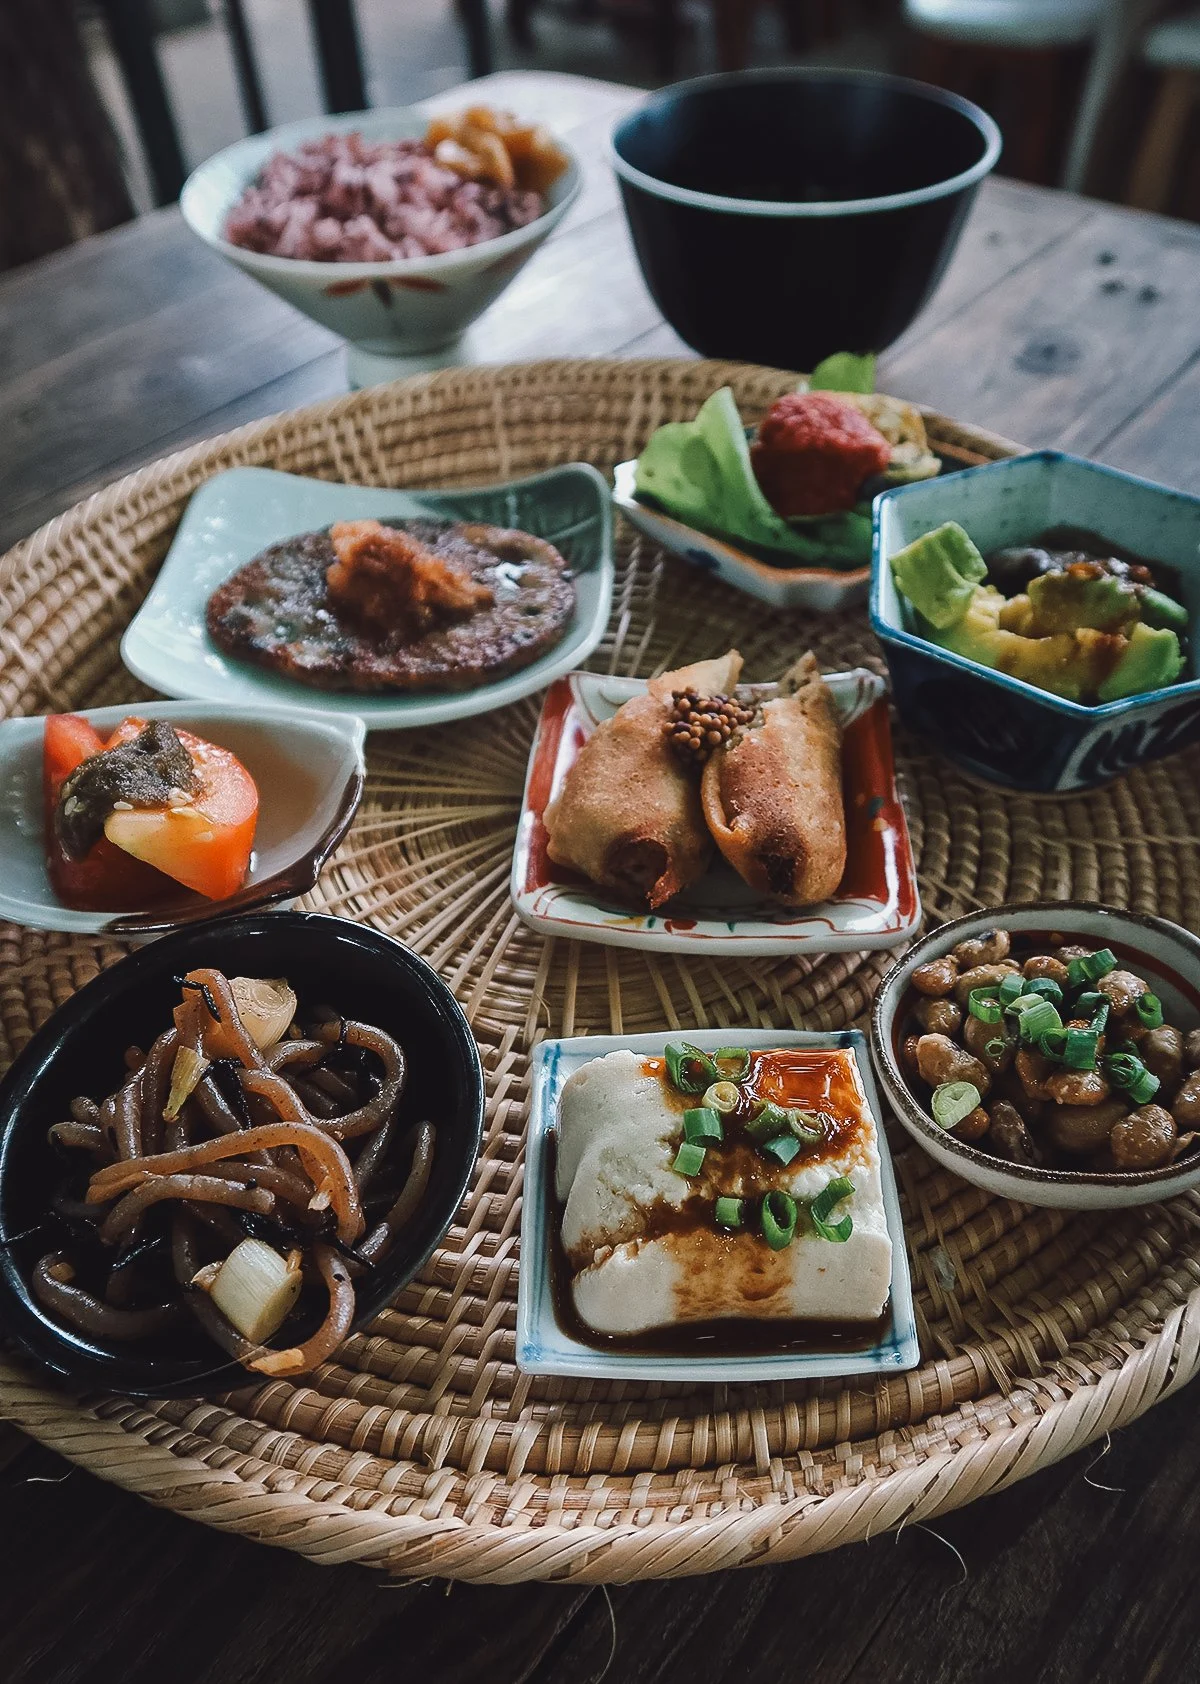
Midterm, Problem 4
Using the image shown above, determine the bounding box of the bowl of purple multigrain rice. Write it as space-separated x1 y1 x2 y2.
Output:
181 103 580 380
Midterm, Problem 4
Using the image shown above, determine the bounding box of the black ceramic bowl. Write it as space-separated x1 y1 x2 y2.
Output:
0 912 484 1395
612 68 1001 369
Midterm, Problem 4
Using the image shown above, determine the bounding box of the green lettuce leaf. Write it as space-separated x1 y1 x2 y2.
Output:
809 351 876 393
632 386 870 569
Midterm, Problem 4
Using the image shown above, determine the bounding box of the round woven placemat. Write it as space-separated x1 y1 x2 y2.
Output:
3 359 1200 1583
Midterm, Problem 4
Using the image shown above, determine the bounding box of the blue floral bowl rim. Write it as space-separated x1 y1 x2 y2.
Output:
869 448 1200 722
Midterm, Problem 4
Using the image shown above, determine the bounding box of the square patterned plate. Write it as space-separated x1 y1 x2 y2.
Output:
516 1028 919 1383
120 463 614 731
510 667 920 955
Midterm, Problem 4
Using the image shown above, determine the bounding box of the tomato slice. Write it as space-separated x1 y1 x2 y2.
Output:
44 714 258 910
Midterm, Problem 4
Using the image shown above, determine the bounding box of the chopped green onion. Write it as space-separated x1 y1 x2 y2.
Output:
761 1134 802 1166
665 1042 720 1095
1136 993 1164 1030
810 1176 855 1243
702 1080 742 1115
931 1081 981 1129
1066 948 1117 988
1024 977 1064 1005
672 1141 707 1177
744 1101 790 1143
1009 997 1062 1044
786 1110 826 1147
1103 1051 1160 1105
968 988 1003 1025
1074 991 1105 1014
1062 1027 1100 1070
1038 1028 1067 1060
984 1037 1008 1060
683 1106 723 1144
761 1190 798 1250
1090 1001 1110 1035
998 972 1026 1006
714 1047 751 1081
714 1196 745 1230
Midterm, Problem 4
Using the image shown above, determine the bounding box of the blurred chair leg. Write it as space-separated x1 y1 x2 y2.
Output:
1127 68 1197 211
459 0 496 73
222 0 268 133
713 0 755 70
306 0 367 112
652 0 680 78
94 0 186 204
506 0 535 48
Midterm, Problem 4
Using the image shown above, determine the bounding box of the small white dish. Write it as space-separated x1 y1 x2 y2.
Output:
0 701 364 934
871 902 1200 1209
516 1027 920 1382
510 666 920 956
180 106 581 376
120 464 613 732
612 459 870 611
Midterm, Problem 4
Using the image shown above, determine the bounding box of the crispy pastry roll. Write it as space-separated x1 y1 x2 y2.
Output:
545 651 743 909
700 654 845 905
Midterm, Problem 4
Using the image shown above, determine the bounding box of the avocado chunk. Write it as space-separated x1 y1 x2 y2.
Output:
1097 621 1184 702
1138 586 1189 631
1024 568 1140 635
889 521 987 630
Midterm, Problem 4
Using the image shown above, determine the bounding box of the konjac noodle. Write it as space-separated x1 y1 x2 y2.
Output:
33 969 436 1375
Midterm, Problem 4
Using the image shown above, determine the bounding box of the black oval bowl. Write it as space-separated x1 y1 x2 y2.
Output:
0 912 484 1396
612 68 1001 369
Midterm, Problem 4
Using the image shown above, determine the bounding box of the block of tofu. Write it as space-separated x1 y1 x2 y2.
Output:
556 1047 892 1338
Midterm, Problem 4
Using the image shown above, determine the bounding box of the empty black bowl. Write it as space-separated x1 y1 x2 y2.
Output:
0 911 484 1395
612 68 1001 369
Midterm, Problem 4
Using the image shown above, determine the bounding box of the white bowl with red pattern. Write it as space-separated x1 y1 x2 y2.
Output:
180 107 581 382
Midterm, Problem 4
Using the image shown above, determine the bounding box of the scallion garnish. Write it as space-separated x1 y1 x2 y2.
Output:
672 1141 707 1177
714 1047 752 1081
1074 990 1105 1014
931 1081 981 1129
998 972 1026 1007
1136 993 1164 1030
1090 1000 1110 1035
761 1134 801 1166
715 1196 745 1230
984 1037 1007 1060
1061 1027 1100 1070
1103 1051 1160 1105
1066 948 1117 988
744 1101 787 1143
1009 996 1062 1044
683 1106 723 1144
665 1042 720 1095
1024 977 1064 1005
809 1176 855 1243
761 1190 799 1250
786 1110 825 1147
968 987 1003 1025
1038 1028 1067 1060
702 1080 742 1115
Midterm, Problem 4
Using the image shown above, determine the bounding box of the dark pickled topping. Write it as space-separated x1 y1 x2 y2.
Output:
54 721 197 860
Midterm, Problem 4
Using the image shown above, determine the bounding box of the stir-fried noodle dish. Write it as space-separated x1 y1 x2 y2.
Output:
31 969 435 1375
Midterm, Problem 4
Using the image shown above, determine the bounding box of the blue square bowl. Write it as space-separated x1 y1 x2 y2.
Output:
870 451 1200 791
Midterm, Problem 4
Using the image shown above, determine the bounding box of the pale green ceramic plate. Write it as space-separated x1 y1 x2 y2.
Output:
121 463 614 731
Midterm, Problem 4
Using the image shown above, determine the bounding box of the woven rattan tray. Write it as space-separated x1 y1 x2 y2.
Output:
3 359 1200 1583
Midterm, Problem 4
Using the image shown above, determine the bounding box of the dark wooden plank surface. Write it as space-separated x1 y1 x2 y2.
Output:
2 68 1200 1684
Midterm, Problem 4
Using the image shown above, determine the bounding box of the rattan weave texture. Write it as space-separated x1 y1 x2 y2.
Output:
2 360 1200 1583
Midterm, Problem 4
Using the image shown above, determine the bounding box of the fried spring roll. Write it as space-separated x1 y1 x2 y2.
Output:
700 654 845 905
545 651 743 909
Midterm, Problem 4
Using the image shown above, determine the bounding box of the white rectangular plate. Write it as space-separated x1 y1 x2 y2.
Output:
516 1028 919 1383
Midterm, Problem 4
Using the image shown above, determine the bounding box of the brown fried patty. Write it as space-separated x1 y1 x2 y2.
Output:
206 519 576 693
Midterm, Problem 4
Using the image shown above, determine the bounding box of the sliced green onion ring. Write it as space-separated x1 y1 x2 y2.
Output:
1067 949 1117 988
714 1196 745 1230
665 1042 720 1095
931 1081 981 1129
744 1100 792 1143
968 987 1003 1025
1136 993 1164 1030
984 1037 1008 1060
1090 1001 1110 1035
810 1176 855 1243
672 1141 707 1177
761 1190 798 1251
1024 977 1064 1005
1038 1028 1067 1060
761 1134 802 1166
998 973 1025 1007
1103 1051 1160 1105
787 1110 826 1147
714 1047 752 1081
1010 997 1062 1044
1062 1027 1100 1070
703 1080 742 1115
1074 990 1105 1014
683 1106 723 1144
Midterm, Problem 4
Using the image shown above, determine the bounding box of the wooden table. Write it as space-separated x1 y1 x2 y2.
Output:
2 69 1200 1684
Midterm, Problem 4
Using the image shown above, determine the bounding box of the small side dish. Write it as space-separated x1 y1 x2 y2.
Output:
898 926 1200 1174
555 1043 892 1341
45 714 258 911
30 969 433 1377
207 515 577 695
224 105 568 262
889 520 1188 705
544 649 845 910
631 353 939 571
